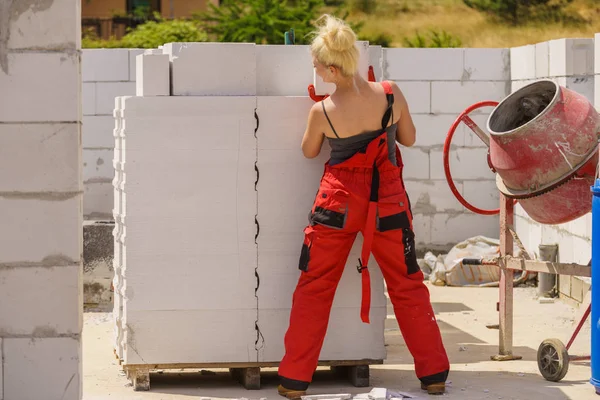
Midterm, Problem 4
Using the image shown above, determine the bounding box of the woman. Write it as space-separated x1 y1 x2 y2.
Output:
277 15 450 398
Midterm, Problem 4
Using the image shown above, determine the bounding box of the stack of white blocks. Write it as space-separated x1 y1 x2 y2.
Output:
383 48 509 249
114 42 387 366
82 49 143 219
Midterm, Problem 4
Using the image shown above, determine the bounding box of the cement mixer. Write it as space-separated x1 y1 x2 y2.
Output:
443 79 599 387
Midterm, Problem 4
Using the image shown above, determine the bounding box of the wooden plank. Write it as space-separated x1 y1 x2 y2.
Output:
501 256 591 277
123 359 384 370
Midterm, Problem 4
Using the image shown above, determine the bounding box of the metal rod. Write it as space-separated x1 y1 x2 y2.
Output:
497 194 516 358
461 115 490 148
567 304 591 351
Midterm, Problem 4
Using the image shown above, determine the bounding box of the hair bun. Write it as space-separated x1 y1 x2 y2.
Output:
319 15 356 52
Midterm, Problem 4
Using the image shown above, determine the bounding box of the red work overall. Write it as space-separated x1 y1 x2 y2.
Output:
278 81 449 390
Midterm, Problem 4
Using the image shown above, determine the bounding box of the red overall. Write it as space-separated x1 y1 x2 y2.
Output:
278 82 450 390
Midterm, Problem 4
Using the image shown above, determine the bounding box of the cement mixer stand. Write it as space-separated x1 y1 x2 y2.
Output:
443 80 596 383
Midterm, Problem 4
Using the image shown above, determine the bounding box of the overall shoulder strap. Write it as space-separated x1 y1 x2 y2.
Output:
380 81 395 129
321 100 340 138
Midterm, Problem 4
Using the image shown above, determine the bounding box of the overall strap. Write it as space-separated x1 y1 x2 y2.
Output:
321 100 340 139
380 81 395 129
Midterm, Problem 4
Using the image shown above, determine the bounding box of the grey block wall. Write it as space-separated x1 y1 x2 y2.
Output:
0 0 83 399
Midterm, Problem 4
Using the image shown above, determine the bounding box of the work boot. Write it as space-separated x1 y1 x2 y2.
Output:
420 382 445 395
277 384 306 400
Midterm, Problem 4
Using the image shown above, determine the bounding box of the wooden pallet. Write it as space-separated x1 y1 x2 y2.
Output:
122 359 383 391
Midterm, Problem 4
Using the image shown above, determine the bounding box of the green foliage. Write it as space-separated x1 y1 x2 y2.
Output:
194 0 326 45
463 0 576 25
347 0 378 14
403 29 462 48
82 17 207 49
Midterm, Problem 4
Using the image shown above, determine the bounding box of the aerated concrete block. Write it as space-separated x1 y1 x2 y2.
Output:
136 53 170 96
549 38 595 77
431 81 508 114
394 81 430 114
164 42 257 96
411 213 432 247
4 338 81 400
555 76 594 103
84 182 113 219
535 41 550 78
95 82 136 115
84 149 114 182
0 124 79 192
0 53 79 122
596 75 600 110
403 180 464 213
256 45 313 96
3 0 79 51
430 147 495 180
464 48 510 81
129 49 145 81
123 310 257 364
510 45 536 80
462 180 500 212
399 147 430 180
384 48 464 81
83 116 115 149
82 49 130 82
411 114 459 147
369 45 383 82
431 213 499 245
0 197 81 264
0 266 80 336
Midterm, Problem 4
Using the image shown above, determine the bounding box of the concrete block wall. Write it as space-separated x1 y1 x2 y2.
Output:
0 0 82 399
383 48 508 251
82 49 142 220
511 37 596 304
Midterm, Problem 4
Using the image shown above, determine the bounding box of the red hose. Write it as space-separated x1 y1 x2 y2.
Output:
443 101 500 215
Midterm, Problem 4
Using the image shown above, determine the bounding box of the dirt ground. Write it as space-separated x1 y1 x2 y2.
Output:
83 285 596 400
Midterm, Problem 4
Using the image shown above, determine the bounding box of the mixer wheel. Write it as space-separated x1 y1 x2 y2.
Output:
537 338 569 382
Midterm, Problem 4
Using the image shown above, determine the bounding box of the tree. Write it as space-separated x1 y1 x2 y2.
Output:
193 0 326 44
463 0 573 25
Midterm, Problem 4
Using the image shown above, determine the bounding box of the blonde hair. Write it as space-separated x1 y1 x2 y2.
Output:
310 14 359 77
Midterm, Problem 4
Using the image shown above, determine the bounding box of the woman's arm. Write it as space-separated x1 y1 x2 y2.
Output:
390 82 416 147
301 102 326 158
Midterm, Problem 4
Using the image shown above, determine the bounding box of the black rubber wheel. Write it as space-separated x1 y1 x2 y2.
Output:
537 338 569 382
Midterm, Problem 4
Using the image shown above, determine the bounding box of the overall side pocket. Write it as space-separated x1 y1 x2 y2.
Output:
309 188 350 230
298 226 313 272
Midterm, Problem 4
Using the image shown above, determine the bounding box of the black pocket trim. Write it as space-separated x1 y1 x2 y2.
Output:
311 206 346 229
403 228 420 275
377 211 410 232
298 242 310 272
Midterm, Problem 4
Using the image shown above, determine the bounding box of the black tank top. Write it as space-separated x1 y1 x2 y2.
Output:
322 90 397 166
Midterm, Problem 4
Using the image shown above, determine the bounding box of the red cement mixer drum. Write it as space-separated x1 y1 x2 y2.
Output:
487 80 600 225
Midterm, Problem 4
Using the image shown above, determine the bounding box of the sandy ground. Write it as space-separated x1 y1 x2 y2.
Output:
83 285 596 400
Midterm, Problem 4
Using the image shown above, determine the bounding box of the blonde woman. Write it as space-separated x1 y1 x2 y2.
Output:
276 15 450 397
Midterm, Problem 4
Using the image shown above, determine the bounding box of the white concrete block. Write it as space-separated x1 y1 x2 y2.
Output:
394 81 430 114
0 197 81 264
84 149 114 182
464 49 510 81
369 45 383 82
129 49 145 81
82 82 96 116
571 236 592 265
0 53 79 122
411 114 490 148
256 45 313 96
411 213 432 246
83 116 114 149
123 310 257 364
596 33 600 74
400 147 430 180
120 94 255 118
257 306 386 362
4 338 81 400
136 54 170 96
549 38 595 77
460 112 493 148
82 49 130 82
0 124 79 192
555 76 595 103
3 0 78 51
462 180 500 212
431 81 508 114
511 79 536 93
510 45 536 80
596 75 600 111
384 48 464 81
0 338 2 399
404 179 464 213
96 82 136 115
431 147 495 180
164 42 257 96
0 266 80 336
83 182 113 219
431 213 499 245
535 41 550 78
567 212 591 240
